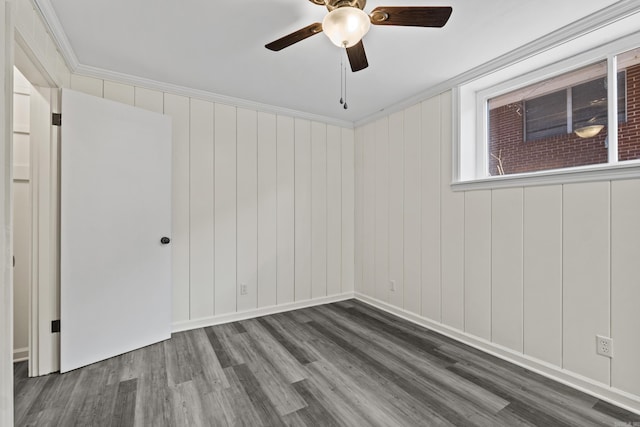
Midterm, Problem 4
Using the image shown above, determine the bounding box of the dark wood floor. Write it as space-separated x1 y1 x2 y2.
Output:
14 299 640 426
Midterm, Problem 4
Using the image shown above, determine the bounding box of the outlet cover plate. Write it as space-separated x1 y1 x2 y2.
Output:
596 335 613 358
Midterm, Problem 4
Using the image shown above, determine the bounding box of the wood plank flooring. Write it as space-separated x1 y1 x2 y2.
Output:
14 300 640 426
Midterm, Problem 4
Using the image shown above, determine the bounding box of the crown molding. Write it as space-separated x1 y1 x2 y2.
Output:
31 0 354 128
354 0 640 127
32 0 640 129
74 63 354 128
32 0 79 71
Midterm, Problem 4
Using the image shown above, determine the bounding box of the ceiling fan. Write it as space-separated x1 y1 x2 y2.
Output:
265 0 453 72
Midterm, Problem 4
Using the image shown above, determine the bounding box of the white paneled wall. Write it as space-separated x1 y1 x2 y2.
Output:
189 99 215 319
403 105 421 315
562 182 610 385
257 112 278 308
523 185 562 366
294 119 311 302
463 190 491 341
69 75 355 327
388 112 404 309
276 116 296 305
374 117 389 302
237 108 258 312
611 180 640 397
214 103 237 316
354 90 640 407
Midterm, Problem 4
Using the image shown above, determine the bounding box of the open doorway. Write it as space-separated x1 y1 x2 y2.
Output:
13 39 61 377
12 66 32 365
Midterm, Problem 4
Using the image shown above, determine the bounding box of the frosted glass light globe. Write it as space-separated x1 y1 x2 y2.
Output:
322 7 371 48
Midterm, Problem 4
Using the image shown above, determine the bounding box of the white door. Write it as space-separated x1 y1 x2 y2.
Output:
60 89 172 373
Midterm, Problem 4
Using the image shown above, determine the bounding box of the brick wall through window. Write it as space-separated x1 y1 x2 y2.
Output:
488 63 640 175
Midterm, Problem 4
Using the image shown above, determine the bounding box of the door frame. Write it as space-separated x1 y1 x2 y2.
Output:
14 25 60 376
1 2 16 426
2 3 61 424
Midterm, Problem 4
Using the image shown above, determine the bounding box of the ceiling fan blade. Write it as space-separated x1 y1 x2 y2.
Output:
265 23 323 51
369 6 452 27
346 40 368 72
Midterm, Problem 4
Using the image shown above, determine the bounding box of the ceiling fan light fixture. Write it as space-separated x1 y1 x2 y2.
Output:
574 124 605 138
322 7 371 48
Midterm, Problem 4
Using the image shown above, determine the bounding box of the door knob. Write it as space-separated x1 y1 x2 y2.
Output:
160 237 171 245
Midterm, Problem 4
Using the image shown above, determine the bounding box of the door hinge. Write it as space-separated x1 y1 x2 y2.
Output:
52 113 62 126
51 320 61 333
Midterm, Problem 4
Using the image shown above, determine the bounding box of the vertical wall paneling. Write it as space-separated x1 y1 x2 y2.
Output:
163 94 190 322
362 123 376 297
374 117 390 302
134 87 164 113
69 75 103 97
388 111 404 308
611 179 640 396
294 119 312 301
326 125 342 296
438 92 464 330
189 98 215 319
103 81 134 106
563 182 610 385
491 188 524 351
236 108 258 311
257 112 278 308
523 185 562 366
354 128 364 293
311 122 328 299
214 103 237 315
341 128 355 293
276 116 295 304
403 105 421 315
352 88 640 409
463 190 492 341
419 99 441 321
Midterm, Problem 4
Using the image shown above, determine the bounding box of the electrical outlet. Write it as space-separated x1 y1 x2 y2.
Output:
596 335 613 358
240 283 248 296
389 280 396 292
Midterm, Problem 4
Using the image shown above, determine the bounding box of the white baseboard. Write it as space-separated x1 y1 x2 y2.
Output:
13 347 28 363
354 292 640 416
171 292 355 333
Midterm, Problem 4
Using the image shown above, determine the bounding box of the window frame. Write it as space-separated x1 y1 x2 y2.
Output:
454 27 640 190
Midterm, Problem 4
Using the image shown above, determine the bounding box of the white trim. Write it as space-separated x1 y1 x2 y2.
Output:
607 54 620 163
1 2 15 427
451 160 640 191
13 164 29 181
172 292 354 333
354 292 640 416
13 347 28 363
31 0 79 71
73 64 353 129
355 0 640 128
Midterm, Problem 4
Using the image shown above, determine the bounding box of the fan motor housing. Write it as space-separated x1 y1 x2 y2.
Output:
309 0 367 11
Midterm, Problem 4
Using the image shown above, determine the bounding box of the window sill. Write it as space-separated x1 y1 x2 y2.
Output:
451 161 640 191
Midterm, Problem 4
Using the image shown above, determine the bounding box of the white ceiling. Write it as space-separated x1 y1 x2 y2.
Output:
44 0 620 123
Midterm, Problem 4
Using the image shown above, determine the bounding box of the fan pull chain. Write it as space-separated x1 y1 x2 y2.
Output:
339 49 344 105
343 46 348 110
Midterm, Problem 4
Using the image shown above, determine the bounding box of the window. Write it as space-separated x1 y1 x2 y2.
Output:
521 72 626 143
617 48 640 162
524 90 567 141
455 17 640 188
487 62 633 176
